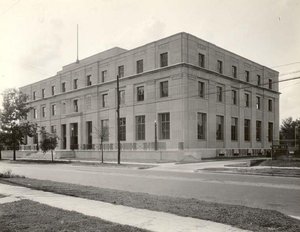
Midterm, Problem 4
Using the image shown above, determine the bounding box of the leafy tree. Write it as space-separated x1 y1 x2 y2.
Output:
280 117 300 153
94 126 109 163
0 88 37 160
40 128 58 162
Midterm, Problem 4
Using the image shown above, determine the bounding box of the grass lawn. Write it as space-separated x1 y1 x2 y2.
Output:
259 159 300 167
1 177 300 232
0 199 147 232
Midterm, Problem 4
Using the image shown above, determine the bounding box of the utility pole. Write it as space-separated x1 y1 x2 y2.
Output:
116 75 121 164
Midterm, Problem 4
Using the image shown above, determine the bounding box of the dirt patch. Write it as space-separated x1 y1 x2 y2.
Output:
1 177 300 232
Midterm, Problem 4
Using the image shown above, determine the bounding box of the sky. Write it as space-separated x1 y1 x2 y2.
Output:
0 0 299 123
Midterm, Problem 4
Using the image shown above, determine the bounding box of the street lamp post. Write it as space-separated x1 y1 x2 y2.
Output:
154 120 157 151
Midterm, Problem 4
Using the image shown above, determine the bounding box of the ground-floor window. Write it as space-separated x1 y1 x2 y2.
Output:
101 119 109 142
136 115 145 140
244 119 251 141
197 113 206 139
268 122 273 142
159 113 170 140
216 115 224 140
120 118 126 141
231 117 238 141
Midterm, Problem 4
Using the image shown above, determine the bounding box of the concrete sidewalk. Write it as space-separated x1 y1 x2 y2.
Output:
0 183 249 232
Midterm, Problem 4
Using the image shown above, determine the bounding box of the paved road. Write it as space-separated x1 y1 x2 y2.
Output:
0 161 299 218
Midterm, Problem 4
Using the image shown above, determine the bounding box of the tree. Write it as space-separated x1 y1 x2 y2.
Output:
0 131 6 160
280 117 300 154
94 126 109 163
39 128 58 162
0 88 37 160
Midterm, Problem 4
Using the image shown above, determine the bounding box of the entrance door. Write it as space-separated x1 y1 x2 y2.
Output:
70 123 78 150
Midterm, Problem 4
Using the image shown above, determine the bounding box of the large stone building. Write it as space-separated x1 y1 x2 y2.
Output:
20 32 279 161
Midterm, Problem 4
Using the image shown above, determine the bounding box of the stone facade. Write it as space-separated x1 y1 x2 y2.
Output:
20 32 279 161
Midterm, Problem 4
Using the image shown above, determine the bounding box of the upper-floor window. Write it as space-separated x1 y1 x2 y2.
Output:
73 99 78 112
51 125 57 134
256 96 261 110
217 60 223 74
232 89 237 105
136 60 143 74
160 52 168 67
216 86 223 102
102 94 108 108
86 75 92 86
198 81 205 98
51 86 55 96
160 81 168 98
102 70 107 82
198 53 205 68
232 66 237 78
74 79 78 90
268 99 273 112
33 108 37 119
62 82 66 92
33 91 36 101
245 71 250 82
42 106 46 118
245 92 250 108
137 86 144 102
51 104 56 116
268 79 273 89
118 65 124 78
119 90 125 105
257 75 261 86
42 89 45 99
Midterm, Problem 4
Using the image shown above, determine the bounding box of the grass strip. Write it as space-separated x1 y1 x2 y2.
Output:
259 159 300 167
1 177 300 232
0 199 147 232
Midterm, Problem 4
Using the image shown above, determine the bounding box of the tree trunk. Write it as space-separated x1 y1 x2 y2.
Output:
101 140 103 164
0 149 2 160
13 148 16 161
51 150 54 162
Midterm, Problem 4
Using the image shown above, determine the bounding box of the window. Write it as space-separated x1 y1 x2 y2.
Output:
268 122 273 142
51 125 57 134
216 115 224 140
86 75 92 86
197 113 206 139
244 93 250 107
137 86 144 102
159 113 170 139
245 71 250 82
101 119 109 142
256 96 261 110
257 75 261 86
160 52 168 67
62 82 66 92
74 79 78 89
269 79 272 89
256 121 262 141
244 119 251 141
199 53 205 68
119 90 125 105
51 104 56 116
73 99 78 112
231 117 238 141
51 86 55 96
62 102 66 114
33 108 37 119
120 118 126 141
136 60 143 74
42 89 45 99
232 89 237 105
33 91 36 100
268 99 272 112
118 65 124 78
86 121 92 146
136 115 145 140
232 66 237 78
102 94 108 108
42 106 46 118
160 81 168 98
198 81 205 98
101 70 107 82
217 60 223 74
217 86 223 102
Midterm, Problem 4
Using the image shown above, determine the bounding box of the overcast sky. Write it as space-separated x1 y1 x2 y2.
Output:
0 0 299 123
